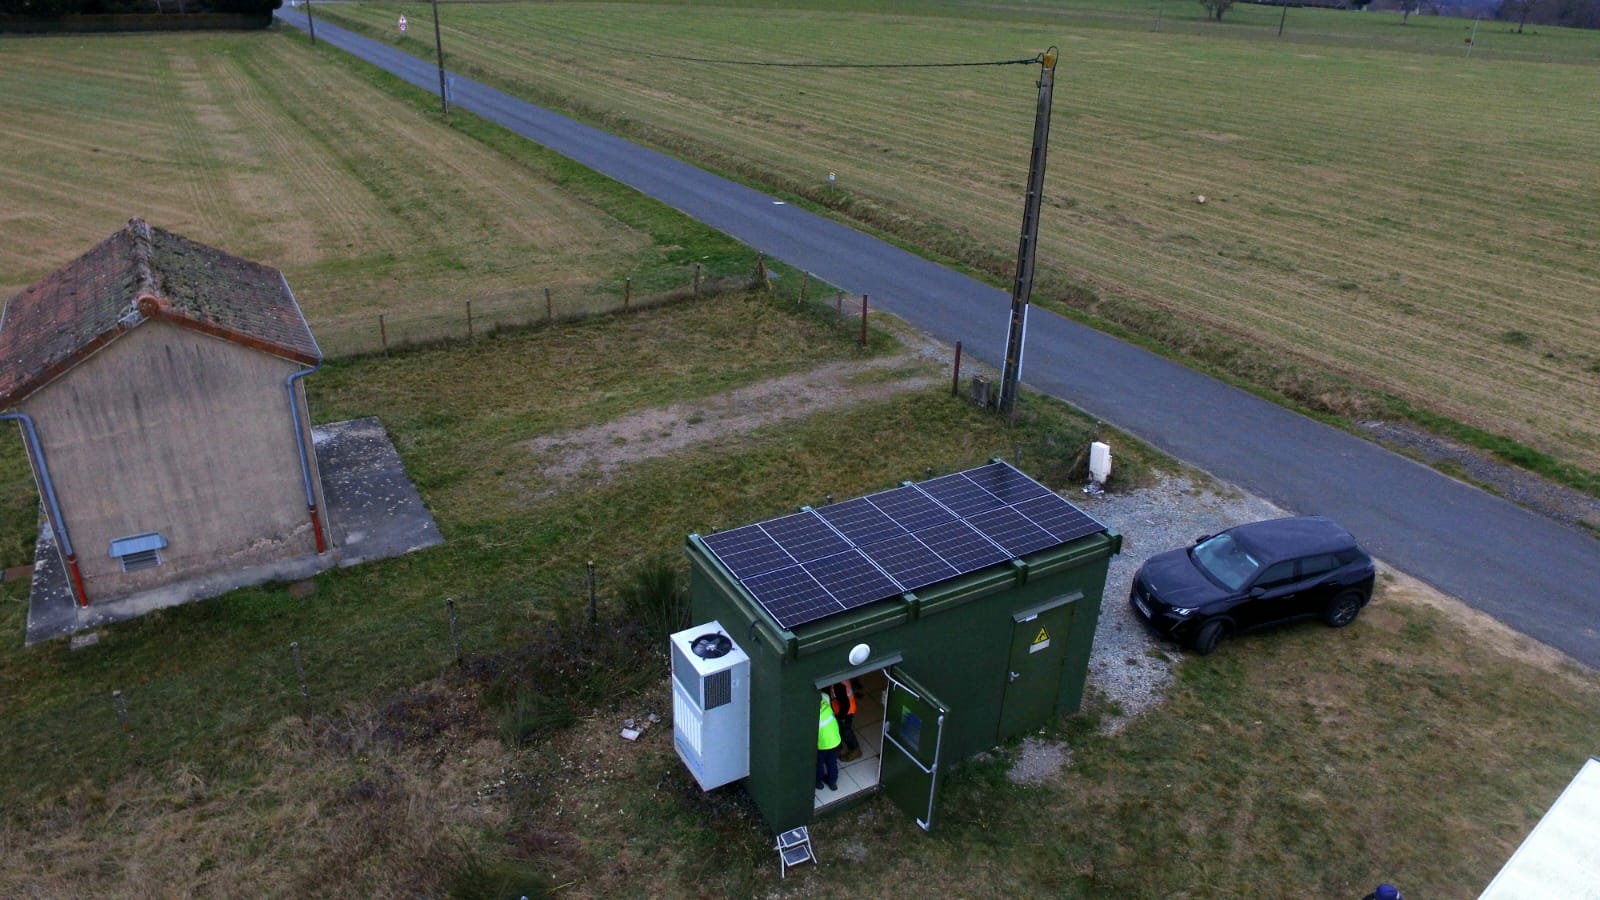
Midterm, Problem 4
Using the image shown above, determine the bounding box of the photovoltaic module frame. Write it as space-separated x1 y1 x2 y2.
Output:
699 461 1107 630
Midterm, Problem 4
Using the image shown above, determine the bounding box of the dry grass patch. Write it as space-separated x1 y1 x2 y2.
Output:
0 681 513 898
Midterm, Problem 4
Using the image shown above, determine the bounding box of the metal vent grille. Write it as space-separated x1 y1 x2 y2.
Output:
120 549 161 572
703 669 732 710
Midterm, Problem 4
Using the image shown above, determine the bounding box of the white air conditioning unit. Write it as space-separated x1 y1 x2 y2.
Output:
670 621 751 791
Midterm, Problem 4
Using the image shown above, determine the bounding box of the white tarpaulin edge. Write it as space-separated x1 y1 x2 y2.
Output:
1480 757 1600 899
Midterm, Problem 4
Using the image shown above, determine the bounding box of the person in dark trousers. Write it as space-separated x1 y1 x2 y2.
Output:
1362 884 1402 900
830 680 861 762
816 691 842 791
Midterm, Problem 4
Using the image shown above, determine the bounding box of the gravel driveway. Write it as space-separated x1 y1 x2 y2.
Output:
1008 472 1289 784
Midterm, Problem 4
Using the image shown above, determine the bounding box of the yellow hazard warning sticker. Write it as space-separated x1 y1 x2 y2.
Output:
1030 626 1050 653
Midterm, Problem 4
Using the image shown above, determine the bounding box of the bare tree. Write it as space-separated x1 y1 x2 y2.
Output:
1399 0 1419 22
1500 0 1543 30
1199 0 1238 21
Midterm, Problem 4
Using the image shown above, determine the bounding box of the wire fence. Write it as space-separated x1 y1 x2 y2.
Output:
311 261 772 358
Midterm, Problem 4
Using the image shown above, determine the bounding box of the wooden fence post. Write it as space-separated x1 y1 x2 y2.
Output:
586 560 597 631
952 341 963 396
625 277 631 310
545 287 553 321
291 641 310 713
859 294 868 348
466 300 473 339
447 597 462 666
693 264 701 296
379 314 387 352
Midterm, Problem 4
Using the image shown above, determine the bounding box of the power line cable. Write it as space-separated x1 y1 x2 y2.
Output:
630 50 1045 69
516 20 1044 70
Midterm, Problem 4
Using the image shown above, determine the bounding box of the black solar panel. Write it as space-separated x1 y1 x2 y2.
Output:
965 462 1052 505
701 524 792 579
913 519 1012 572
761 510 850 563
861 532 960 592
803 550 901 609
920 472 1005 518
742 565 841 626
1014 493 1105 544
700 461 1107 630
816 497 907 545
868 485 955 532
968 505 1057 557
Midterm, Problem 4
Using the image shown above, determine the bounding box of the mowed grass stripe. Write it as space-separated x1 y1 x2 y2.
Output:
0 32 657 358
319 2 1600 465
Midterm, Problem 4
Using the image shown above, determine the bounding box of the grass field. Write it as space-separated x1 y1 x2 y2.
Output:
0 32 750 356
1 12 1598 897
0 291 1595 896
312 0 1600 477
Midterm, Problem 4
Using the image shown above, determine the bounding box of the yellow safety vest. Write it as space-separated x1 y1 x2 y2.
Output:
818 693 842 750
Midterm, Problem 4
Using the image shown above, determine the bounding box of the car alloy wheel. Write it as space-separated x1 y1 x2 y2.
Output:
1192 619 1226 655
1325 591 1363 628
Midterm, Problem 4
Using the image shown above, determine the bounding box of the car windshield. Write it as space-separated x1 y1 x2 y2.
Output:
1191 533 1261 591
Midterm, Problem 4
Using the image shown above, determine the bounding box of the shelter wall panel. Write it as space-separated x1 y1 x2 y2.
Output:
21 322 314 596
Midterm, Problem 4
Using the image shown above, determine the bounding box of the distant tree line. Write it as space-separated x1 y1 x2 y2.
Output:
0 0 279 14
1243 0 1600 27
1499 0 1600 29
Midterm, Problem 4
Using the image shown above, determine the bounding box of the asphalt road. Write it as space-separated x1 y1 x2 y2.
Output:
276 11 1600 668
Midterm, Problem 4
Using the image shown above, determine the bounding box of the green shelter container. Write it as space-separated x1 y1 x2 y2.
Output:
677 461 1120 834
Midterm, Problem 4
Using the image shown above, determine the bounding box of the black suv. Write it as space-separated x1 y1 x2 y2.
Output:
1130 515 1376 654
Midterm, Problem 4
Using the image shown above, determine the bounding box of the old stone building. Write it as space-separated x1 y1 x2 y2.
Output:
0 217 331 611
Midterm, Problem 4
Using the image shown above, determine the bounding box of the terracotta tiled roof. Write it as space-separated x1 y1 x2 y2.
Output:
0 217 320 408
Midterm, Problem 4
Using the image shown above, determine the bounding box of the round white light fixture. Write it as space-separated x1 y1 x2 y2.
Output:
848 643 870 666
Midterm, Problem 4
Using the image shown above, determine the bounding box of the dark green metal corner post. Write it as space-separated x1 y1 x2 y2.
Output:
997 47 1059 419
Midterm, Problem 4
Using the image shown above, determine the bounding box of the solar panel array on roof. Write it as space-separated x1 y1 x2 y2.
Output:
700 461 1107 630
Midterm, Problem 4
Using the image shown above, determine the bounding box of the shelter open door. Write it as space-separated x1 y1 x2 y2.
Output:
879 666 948 832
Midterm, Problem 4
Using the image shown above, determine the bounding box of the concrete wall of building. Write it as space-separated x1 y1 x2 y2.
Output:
20 321 323 601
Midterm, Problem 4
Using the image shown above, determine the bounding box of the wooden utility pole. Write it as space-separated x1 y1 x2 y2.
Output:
432 0 449 114
997 47 1058 418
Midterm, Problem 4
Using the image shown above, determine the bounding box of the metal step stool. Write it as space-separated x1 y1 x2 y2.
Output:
775 826 815 878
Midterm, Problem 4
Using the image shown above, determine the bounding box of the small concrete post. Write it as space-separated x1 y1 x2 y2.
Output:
112 689 132 745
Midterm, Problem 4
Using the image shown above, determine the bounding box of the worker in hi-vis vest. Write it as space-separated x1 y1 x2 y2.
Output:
830 680 862 761
817 691 842 792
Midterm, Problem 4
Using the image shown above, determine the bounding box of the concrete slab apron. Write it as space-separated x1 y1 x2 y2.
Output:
25 416 442 645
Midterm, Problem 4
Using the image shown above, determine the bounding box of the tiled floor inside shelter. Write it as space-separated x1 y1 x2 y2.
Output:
815 670 888 810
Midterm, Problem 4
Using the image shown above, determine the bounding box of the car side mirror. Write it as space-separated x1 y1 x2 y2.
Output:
1196 534 1211 544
